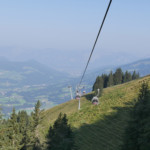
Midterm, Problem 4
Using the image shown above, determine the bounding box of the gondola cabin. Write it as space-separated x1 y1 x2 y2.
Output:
92 96 99 105
75 95 80 100
75 91 81 100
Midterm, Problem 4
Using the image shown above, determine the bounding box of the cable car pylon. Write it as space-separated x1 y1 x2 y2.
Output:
68 86 73 99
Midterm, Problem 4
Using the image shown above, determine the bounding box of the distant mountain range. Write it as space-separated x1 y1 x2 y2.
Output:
83 58 150 86
121 58 150 76
0 48 146 76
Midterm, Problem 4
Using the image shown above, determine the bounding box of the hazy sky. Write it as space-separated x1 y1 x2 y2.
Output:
0 0 150 72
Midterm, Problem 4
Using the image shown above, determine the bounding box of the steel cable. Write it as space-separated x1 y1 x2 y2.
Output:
78 0 112 88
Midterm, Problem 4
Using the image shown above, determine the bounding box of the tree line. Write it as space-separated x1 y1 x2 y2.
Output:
0 101 74 150
0 100 42 149
93 68 140 93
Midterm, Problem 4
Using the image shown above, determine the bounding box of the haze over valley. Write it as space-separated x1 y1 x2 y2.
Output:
0 57 150 117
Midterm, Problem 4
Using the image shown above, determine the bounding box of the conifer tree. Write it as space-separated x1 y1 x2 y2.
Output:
132 70 136 80
122 82 150 150
92 76 99 91
20 111 40 150
107 71 114 87
113 68 123 85
17 110 29 134
8 108 21 149
93 76 103 93
47 113 74 150
33 100 41 128
102 74 108 88
123 71 132 83
131 70 140 80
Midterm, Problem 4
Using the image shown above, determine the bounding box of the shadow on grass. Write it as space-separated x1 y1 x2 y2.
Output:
72 103 133 150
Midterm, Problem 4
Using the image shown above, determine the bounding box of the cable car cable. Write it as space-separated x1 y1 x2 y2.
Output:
78 0 112 88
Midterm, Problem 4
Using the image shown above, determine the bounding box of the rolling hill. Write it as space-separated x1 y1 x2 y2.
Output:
0 59 74 117
37 75 150 150
121 58 150 76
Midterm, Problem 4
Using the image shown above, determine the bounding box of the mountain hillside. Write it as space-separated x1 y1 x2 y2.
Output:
0 59 73 116
37 75 150 150
121 58 150 76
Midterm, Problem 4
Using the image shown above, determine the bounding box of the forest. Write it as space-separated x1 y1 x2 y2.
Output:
93 68 139 93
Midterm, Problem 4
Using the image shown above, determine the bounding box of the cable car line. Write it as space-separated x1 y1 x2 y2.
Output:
78 0 112 88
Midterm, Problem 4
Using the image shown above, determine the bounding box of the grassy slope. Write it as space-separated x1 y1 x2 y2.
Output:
37 75 150 150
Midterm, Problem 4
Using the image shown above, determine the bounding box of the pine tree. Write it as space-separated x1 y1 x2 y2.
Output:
20 128 31 150
132 70 136 80
20 114 38 150
92 76 99 91
47 113 74 150
113 68 123 85
8 108 21 149
17 110 29 134
122 82 150 150
93 76 103 94
127 72 132 82
107 71 114 87
33 100 41 128
102 74 108 88
123 71 132 83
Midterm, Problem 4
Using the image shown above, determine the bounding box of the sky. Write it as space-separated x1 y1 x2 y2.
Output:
0 0 150 74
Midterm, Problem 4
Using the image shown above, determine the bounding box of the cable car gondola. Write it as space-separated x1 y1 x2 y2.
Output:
75 90 81 100
92 89 100 105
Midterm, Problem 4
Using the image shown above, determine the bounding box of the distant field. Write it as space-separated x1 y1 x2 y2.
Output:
0 83 73 117
37 75 150 150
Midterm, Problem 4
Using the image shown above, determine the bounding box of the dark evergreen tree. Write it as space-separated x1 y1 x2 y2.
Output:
113 68 123 85
122 82 150 150
107 71 114 87
47 113 74 150
20 128 31 150
93 76 103 93
102 74 108 88
127 72 132 82
33 100 41 128
17 110 29 134
136 72 140 79
92 76 99 91
132 70 136 80
33 137 42 150
123 71 132 83
132 70 140 80
8 108 22 149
